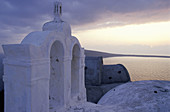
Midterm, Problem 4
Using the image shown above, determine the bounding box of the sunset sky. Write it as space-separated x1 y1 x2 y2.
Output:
0 0 170 55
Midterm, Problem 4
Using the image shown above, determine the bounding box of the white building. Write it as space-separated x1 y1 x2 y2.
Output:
2 1 86 112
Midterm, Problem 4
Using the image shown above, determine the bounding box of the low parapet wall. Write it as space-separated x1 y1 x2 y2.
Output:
85 57 103 86
85 56 131 103
102 64 130 84
85 57 130 86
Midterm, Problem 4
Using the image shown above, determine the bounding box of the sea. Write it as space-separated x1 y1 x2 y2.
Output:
103 57 170 81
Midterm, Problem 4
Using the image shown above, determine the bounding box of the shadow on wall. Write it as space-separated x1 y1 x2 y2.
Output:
0 53 4 90
0 53 4 112
0 53 4 91
0 90 4 112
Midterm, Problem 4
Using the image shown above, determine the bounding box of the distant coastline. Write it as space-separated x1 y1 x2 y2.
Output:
85 50 170 58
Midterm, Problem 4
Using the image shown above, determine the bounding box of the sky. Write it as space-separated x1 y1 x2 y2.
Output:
0 0 170 55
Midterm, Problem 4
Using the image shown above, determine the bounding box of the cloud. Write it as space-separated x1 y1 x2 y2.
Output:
62 0 170 30
0 0 169 47
0 0 169 27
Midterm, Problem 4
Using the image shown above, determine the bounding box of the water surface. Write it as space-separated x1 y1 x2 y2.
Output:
103 57 170 81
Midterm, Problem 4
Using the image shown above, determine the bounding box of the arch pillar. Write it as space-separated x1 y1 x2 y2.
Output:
78 48 86 101
62 56 72 107
70 45 86 102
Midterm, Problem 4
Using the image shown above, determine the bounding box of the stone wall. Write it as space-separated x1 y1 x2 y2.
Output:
102 64 130 84
85 57 130 85
85 57 131 103
85 57 103 86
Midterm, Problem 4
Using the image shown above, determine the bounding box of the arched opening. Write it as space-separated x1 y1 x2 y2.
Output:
49 40 64 110
71 44 81 98
60 6 62 15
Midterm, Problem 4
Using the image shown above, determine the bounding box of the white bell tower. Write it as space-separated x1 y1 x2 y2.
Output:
2 1 86 112
54 1 62 22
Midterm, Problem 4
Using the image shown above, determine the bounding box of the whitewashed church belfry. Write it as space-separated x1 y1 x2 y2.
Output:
54 1 62 21
2 1 86 112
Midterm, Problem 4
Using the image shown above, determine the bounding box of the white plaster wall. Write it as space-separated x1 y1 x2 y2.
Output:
3 30 86 112
0 37 24 92
2 2 86 111
79 48 86 101
3 64 29 112
3 44 50 112
30 60 50 112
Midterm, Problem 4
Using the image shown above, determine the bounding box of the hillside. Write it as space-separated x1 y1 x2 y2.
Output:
85 50 170 58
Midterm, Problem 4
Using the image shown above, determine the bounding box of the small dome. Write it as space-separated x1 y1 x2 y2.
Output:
42 21 71 37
